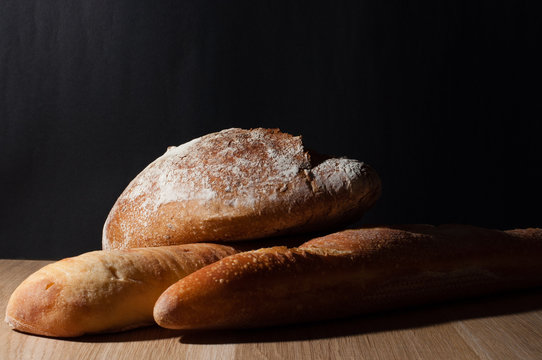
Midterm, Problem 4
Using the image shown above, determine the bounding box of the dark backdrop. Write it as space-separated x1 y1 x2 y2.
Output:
1 0 540 259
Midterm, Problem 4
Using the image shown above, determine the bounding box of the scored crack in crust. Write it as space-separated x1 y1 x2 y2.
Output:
103 128 382 250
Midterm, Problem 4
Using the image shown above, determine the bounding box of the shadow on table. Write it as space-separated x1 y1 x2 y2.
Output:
71 286 542 344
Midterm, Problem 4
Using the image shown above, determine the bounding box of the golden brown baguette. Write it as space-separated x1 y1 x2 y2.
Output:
5 243 236 337
153 225 542 330
103 128 381 249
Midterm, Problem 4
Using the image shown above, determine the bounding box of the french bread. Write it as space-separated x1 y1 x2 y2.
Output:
5 243 236 337
102 128 381 249
153 225 542 330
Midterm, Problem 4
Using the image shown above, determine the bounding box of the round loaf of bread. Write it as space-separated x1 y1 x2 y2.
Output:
102 128 381 249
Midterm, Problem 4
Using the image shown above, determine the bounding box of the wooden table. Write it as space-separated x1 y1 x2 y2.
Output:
1 259 542 360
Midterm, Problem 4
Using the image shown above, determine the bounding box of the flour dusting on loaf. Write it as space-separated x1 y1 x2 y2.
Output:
103 128 381 249
125 128 308 208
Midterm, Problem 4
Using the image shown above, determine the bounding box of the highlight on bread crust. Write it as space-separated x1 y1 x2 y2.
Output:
4 244 237 337
153 225 542 330
102 128 381 250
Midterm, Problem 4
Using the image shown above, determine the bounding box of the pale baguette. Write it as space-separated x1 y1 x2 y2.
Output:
103 128 381 249
153 225 542 329
5 243 236 337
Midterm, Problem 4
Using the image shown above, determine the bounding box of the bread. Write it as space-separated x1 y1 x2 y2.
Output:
153 225 542 330
5 243 236 337
102 128 381 250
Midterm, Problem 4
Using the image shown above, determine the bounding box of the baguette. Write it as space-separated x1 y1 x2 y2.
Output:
103 128 381 249
153 225 542 330
5 243 236 337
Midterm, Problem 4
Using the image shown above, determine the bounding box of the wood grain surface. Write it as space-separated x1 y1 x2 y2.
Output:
1 259 542 360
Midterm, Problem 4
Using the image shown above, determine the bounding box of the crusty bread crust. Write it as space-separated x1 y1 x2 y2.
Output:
5 244 237 337
102 128 381 250
153 225 542 330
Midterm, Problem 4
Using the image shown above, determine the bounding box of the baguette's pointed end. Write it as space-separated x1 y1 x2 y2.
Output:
153 287 185 330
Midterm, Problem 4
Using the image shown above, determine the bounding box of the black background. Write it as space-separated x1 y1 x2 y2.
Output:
1 1 540 259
